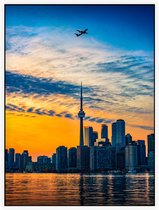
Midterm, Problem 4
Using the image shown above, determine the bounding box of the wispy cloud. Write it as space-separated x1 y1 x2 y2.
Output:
6 26 154 131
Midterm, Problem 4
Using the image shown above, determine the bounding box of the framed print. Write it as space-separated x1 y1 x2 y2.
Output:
5 4 155 206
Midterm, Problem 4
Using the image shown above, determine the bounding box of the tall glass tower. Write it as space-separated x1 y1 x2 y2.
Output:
78 82 85 146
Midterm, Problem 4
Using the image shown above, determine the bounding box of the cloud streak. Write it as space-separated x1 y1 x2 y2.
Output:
6 25 154 132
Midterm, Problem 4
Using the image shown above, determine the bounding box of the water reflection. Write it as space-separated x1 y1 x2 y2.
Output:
5 173 155 206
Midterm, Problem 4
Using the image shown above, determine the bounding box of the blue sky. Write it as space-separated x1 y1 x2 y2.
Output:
5 5 154 135
6 5 154 51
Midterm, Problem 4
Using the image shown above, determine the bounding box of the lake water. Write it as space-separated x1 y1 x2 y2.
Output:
5 173 155 206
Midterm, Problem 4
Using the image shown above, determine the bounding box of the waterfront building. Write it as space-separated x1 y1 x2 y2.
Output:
125 142 138 171
125 133 132 145
90 146 98 171
116 119 126 150
101 124 108 141
77 146 90 172
21 150 29 171
8 148 15 170
94 138 111 147
148 134 155 154
116 148 125 170
84 126 94 147
92 131 98 145
56 146 67 172
112 122 117 147
137 140 146 169
52 153 56 170
90 145 115 171
68 147 77 168
15 153 22 172
5 149 8 170
37 156 51 164
147 151 155 172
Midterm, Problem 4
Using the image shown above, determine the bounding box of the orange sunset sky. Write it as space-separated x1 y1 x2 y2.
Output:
6 5 154 161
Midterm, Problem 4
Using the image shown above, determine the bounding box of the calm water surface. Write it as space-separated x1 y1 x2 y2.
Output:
5 173 155 206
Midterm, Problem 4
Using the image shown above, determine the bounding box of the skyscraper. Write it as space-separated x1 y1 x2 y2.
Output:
116 119 125 149
77 146 90 172
78 82 85 146
125 133 132 145
56 146 67 172
137 140 146 167
101 124 108 141
84 126 94 146
112 122 117 147
125 141 138 172
8 148 15 170
68 147 77 168
147 134 155 154
15 153 22 172
21 150 29 171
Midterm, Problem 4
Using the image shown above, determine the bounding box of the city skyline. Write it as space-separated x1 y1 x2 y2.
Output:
6 5 154 161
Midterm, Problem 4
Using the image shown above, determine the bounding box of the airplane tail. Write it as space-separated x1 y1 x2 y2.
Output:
75 33 79 37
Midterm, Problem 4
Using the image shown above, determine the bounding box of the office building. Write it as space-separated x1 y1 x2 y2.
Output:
92 131 98 145
148 134 155 154
8 148 15 170
137 140 146 167
77 146 90 172
112 122 117 147
116 148 125 170
21 150 29 171
125 133 132 145
37 156 51 164
125 142 138 171
52 153 56 170
68 147 77 168
101 124 108 141
84 126 94 146
147 151 155 172
90 145 115 171
15 153 22 172
56 146 67 172
116 119 126 150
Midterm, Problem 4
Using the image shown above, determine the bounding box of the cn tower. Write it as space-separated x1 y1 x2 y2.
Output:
78 82 85 146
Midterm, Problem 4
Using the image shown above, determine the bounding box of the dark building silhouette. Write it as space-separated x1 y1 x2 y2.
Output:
92 131 98 145
147 134 154 154
84 126 94 146
21 150 29 171
15 153 22 172
137 140 146 168
68 147 77 168
56 146 67 172
37 156 51 164
125 133 132 145
90 145 115 171
116 119 126 150
116 148 125 170
147 134 155 172
8 148 15 170
52 153 56 170
112 122 117 147
125 141 138 171
101 124 108 141
77 146 90 172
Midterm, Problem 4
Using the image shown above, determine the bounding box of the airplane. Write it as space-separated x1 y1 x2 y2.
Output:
75 29 88 37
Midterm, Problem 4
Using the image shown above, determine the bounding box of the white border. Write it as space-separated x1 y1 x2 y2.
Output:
0 1 158 210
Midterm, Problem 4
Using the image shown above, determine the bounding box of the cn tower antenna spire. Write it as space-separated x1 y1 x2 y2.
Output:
78 81 85 146
80 81 83 110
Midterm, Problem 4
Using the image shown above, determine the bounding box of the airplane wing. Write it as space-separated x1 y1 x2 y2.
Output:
84 29 88 32
77 30 82 33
